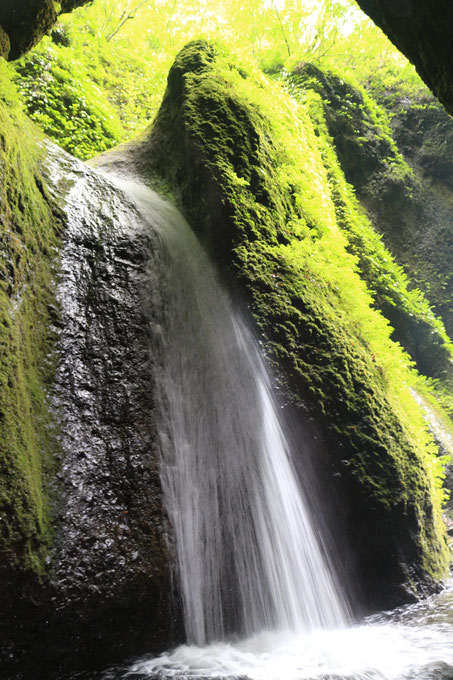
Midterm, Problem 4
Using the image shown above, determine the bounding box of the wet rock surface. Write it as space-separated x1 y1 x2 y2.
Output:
1 146 179 678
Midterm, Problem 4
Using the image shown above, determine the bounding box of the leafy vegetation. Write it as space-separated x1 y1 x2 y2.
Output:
14 41 124 159
11 0 428 160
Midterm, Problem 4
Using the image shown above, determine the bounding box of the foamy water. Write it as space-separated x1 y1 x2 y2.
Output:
125 584 453 680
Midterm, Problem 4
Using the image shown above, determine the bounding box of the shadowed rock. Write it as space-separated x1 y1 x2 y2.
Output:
355 0 453 116
0 0 91 60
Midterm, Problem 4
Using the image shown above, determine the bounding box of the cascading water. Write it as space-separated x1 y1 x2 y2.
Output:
119 181 348 645
87 176 453 680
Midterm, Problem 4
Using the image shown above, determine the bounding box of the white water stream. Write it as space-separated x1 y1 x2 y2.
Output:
121 181 348 643
96 179 453 680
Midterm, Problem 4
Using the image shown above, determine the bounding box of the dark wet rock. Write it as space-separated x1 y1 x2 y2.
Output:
46 149 179 670
0 145 181 678
60 0 92 11
354 0 453 117
0 0 57 60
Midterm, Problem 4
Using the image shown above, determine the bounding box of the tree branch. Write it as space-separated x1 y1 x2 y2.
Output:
271 1 291 57
106 0 149 42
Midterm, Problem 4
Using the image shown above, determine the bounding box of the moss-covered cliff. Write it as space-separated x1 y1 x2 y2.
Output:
0 54 64 674
290 64 453 344
286 64 453 423
385 95 453 337
98 40 450 609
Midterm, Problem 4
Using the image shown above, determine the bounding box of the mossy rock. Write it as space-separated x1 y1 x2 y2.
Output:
0 61 176 675
388 96 453 187
289 63 400 189
0 59 62 579
0 60 64 675
101 40 450 610
289 64 453 381
385 97 453 337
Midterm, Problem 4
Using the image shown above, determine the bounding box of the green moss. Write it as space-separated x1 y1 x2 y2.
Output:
286 63 412 190
135 40 450 598
284 64 453 444
11 19 168 159
0 60 61 576
286 76 453 379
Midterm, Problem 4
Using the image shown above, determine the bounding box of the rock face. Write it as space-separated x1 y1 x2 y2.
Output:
0 65 177 678
1 34 451 678
99 40 450 614
45 150 175 672
355 0 453 117
0 0 90 60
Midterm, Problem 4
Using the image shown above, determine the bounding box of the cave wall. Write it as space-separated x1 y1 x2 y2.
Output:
354 0 453 117
0 0 91 60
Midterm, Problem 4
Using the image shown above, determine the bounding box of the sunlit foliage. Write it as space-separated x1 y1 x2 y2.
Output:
12 0 427 158
10 0 453 435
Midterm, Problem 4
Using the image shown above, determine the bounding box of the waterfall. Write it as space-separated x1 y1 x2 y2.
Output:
115 180 349 646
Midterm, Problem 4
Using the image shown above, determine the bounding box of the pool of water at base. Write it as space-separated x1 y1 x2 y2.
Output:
64 582 453 680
